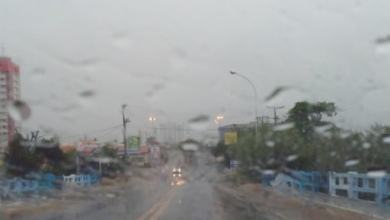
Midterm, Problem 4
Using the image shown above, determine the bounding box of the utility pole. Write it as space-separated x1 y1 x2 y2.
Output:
257 116 271 124
122 104 130 159
267 106 284 125
29 130 39 153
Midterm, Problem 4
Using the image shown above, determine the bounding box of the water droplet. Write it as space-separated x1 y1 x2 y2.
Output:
362 142 371 149
315 124 332 134
286 155 298 161
79 90 96 98
216 156 224 162
340 131 351 139
265 141 275 147
383 137 390 144
263 170 275 175
188 114 209 131
32 67 45 75
7 100 31 122
367 170 387 178
266 158 275 165
345 159 360 167
376 35 390 45
273 123 294 131
182 143 199 151
264 86 291 101
106 193 116 198
112 32 131 49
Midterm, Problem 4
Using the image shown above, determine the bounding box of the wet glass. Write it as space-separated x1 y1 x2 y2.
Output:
0 1 390 220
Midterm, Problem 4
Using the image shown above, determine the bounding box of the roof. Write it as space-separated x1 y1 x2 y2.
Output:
219 122 257 130
61 145 76 153
140 145 148 153
0 57 19 74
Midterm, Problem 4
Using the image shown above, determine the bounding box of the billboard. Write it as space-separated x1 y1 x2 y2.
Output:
127 136 141 149
224 132 237 145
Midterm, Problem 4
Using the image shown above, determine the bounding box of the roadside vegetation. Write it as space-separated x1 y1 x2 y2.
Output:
213 101 390 177
2 133 124 178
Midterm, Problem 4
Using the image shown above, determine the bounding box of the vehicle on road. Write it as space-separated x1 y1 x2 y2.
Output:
171 167 183 185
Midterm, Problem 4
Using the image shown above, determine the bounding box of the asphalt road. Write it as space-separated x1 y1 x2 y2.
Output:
4 149 261 220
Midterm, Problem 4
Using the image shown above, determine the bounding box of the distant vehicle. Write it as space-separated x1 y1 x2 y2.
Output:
171 167 183 185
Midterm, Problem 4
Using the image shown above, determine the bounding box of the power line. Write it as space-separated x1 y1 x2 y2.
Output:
125 104 248 119
267 106 285 125
61 124 122 140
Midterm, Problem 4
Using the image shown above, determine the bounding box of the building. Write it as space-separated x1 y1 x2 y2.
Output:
0 56 21 150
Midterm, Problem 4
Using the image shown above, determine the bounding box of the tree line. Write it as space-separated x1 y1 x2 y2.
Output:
213 101 390 175
2 133 124 177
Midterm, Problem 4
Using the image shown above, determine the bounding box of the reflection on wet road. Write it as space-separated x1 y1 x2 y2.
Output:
5 150 226 220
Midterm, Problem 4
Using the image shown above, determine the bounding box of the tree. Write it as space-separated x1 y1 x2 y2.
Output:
4 135 72 176
286 101 338 140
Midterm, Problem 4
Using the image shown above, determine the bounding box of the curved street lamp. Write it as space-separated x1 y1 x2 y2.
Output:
229 70 258 136
215 115 224 127
149 117 157 137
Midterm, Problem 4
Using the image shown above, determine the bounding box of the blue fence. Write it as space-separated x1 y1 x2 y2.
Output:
328 172 390 204
0 173 101 204
262 171 390 206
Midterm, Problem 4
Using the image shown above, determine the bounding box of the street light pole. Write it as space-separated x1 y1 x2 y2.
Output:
149 117 157 137
122 104 130 159
215 115 224 128
229 71 258 135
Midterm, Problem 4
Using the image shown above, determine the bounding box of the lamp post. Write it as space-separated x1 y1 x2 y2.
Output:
149 117 157 137
215 115 224 128
229 70 258 136
122 104 130 159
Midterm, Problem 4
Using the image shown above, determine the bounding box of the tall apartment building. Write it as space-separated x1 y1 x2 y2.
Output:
0 56 21 150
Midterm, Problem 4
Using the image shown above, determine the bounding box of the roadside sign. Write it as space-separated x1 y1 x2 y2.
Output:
230 160 240 169
224 132 237 145
127 136 141 150
151 146 160 157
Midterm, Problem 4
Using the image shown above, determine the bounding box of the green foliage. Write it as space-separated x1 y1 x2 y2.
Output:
227 101 390 176
286 101 338 139
95 144 117 158
4 136 73 176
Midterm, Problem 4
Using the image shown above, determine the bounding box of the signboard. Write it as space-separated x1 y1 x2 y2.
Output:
230 160 240 169
224 132 237 145
151 146 160 158
127 136 141 150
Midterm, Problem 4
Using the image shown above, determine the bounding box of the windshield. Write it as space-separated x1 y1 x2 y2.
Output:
0 1 390 220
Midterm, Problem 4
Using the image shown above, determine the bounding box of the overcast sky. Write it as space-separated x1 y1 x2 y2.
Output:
0 0 389 143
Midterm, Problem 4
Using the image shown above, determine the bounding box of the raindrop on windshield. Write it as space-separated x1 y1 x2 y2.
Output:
262 170 275 175
7 100 31 122
314 124 332 134
362 142 371 149
286 155 298 161
367 170 387 178
182 143 199 151
79 90 96 98
382 136 390 144
265 141 275 147
187 114 210 131
273 123 294 131
344 159 360 167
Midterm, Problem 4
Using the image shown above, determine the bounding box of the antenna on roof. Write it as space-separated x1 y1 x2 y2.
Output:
1 45 5 56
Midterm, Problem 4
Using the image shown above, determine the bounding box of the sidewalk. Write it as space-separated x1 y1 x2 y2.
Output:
221 182 385 220
296 190 390 219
